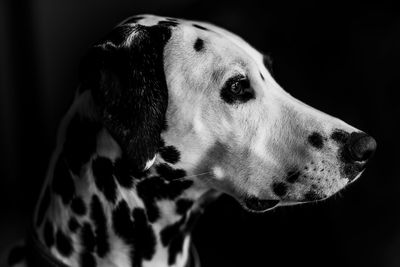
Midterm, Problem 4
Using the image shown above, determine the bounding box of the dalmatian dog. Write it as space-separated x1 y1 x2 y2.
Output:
5 14 376 267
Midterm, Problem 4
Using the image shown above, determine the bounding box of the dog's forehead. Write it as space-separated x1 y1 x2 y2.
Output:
121 14 264 67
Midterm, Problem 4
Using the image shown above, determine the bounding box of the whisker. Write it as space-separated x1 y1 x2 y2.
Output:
173 171 213 181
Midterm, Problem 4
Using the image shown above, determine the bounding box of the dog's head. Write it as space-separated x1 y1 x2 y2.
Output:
80 15 376 212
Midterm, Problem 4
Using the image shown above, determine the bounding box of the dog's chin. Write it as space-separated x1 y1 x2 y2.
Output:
242 197 280 213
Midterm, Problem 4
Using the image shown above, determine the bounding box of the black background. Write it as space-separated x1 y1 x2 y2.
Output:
0 0 399 266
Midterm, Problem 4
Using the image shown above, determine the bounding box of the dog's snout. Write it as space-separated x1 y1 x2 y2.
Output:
347 132 377 162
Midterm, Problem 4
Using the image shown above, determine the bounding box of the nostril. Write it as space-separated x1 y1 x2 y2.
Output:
347 132 377 161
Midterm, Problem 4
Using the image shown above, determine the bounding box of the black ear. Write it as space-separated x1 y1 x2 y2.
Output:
79 24 172 171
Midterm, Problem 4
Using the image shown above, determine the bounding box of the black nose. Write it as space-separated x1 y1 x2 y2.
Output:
347 132 377 161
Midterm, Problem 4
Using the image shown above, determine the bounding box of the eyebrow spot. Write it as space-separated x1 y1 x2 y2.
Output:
194 38 204 52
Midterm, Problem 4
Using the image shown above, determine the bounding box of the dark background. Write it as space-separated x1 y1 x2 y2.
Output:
0 0 399 266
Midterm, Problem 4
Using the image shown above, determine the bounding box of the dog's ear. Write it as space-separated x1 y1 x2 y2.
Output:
79 24 171 171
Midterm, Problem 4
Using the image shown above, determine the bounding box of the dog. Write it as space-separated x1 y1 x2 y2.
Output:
5 14 376 267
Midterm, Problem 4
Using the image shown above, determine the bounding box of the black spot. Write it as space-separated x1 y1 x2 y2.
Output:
112 200 133 241
193 24 209 31
90 195 110 258
220 76 254 104
303 191 320 202
331 129 349 144
137 177 193 222
71 196 87 216
272 182 288 197
158 20 179 27
43 220 55 247
287 170 300 183
52 156 75 205
68 217 81 233
92 156 117 203
114 156 134 188
160 220 183 246
139 198 159 224
112 201 156 267
62 115 101 175
55 229 73 257
168 233 185 265
81 222 96 252
160 218 186 265
156 164 186 180
176 199 194 215
308 132 324 149
7 245 26 266
124 16 144 24
36 186 51 226
159 145 180 164
112 202 135 263
132 208 157 260
80 252 97 267
194 38 204 51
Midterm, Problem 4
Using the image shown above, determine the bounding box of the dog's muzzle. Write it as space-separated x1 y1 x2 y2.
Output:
242 131 377 212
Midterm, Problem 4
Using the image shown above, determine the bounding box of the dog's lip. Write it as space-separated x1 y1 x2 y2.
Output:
243 197 280 213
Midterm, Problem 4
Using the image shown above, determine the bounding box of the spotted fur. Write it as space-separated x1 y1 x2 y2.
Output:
6 14 375 267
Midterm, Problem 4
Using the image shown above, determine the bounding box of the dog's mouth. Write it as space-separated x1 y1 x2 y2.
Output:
243 197 280 213
241 172 364 213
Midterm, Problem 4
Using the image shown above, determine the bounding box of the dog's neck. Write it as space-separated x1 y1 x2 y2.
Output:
33 92 215 267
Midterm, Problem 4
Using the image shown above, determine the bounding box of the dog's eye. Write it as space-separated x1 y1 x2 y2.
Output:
221 75 254 104
230 78 249 95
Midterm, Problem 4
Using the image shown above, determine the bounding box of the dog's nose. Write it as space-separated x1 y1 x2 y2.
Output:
347 132 377 161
